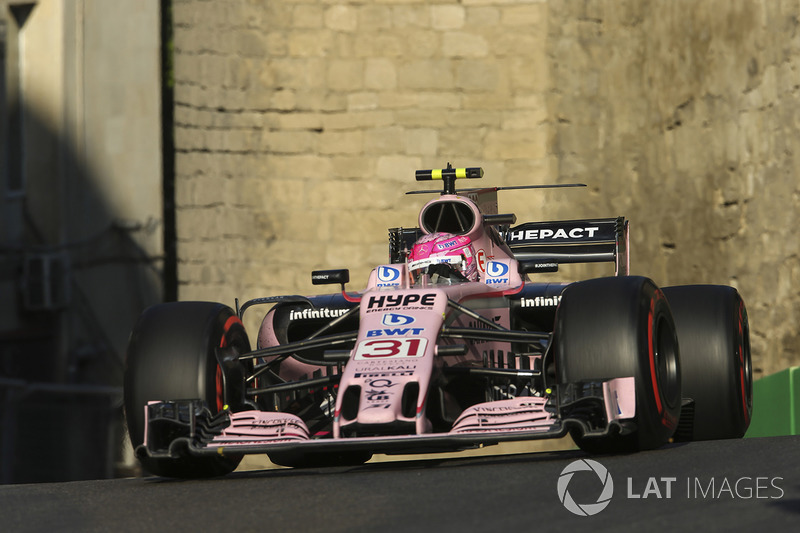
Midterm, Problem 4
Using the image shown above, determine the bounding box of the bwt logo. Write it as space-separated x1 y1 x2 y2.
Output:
557 459 614 517
377 266 400 283
381 313 415 326
486 261 509 277
485 261 510 285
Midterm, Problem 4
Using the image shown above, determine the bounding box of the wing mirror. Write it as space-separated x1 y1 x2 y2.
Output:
311 269 350 286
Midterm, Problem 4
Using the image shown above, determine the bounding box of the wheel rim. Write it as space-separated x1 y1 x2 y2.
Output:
214 314 248 414
655 314 681 411
215 364 225 412
738 302 753 423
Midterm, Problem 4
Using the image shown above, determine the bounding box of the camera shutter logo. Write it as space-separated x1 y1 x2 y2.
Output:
557 459 614 516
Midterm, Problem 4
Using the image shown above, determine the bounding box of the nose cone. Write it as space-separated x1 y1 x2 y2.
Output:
334 288 448 438
336 378 421 437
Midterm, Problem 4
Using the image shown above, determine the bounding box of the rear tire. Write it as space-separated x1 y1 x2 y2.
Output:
662 285 752 440
554 276 681 453
124 301 250 478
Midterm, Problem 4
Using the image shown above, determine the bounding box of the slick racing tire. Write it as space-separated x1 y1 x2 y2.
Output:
124 302 250 478
554 276 681 453
662 285 752 441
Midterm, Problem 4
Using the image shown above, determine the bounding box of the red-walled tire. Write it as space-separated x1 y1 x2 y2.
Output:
124 301 250 478
662 285 752 440
555 276 681 453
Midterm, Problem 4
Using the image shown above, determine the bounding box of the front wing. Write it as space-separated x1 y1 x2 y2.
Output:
136 378 635 462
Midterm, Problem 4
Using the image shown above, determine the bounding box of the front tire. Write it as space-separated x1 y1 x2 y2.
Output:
124 301 250 478
554 276 681 453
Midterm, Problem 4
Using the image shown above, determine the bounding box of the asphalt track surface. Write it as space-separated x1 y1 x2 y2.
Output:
1 435 798 532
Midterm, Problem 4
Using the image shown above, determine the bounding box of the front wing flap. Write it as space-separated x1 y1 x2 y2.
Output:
136 377 635 461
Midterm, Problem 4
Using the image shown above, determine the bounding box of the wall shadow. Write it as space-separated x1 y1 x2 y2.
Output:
0 100 164 483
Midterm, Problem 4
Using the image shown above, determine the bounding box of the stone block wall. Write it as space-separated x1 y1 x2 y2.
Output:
547 0 800 377
172 0 800 377
171 0 554 333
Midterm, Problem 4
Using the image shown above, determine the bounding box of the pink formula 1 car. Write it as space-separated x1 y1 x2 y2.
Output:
124 166 753 478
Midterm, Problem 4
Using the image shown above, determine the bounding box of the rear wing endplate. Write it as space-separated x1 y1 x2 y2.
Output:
503 217 629 276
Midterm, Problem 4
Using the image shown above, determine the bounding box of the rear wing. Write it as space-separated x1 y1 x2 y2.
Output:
503 217 629 275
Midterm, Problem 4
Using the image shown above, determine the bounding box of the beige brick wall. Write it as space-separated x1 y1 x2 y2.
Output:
172 0 554 330
545 0 800 378
173 0 800 378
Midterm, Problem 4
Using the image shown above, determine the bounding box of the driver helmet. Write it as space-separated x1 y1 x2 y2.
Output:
407 232 478 285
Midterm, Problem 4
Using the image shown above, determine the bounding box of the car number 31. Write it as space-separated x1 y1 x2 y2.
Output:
354 338 428 359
